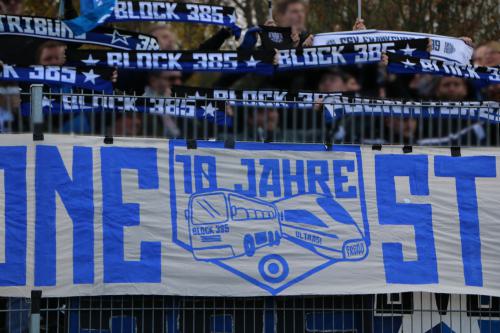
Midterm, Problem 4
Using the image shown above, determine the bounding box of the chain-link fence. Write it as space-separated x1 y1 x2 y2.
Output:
1 86 500 332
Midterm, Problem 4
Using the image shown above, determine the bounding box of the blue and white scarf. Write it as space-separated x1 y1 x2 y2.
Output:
172 86 342 109
20 93 232 126
107 1 241 37
0 64 113 92
314 30 474 64
387 52 500 84
0 15 159 50
67 39 427 74
68 49 275 74
323 95 500 123
65 0 116 35
277 38 429 71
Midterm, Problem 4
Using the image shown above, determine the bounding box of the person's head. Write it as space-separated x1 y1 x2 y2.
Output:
384 118 417 140
474 41 500 67
1 0 23 14
149 25 177 50
147 71 183 96
318 70 345 92
36 41 67 66
344 73 361 93
274 0 308 32
113 113 143 136
248 108 279 132
474 45 490 66
485 84 500 102
435 77 468 101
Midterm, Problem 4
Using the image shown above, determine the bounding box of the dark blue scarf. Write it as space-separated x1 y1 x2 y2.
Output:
387 52 500 84
0 15 159 50
107 1 241 37
20 93 232 126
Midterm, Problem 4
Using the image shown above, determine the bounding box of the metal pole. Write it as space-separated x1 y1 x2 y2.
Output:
58 0 65 19
30 84 44 141
29 290 42 333
268 0 273 21
357 0 362 19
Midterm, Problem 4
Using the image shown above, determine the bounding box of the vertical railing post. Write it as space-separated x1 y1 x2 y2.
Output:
30 84 44 141
29 290 42 333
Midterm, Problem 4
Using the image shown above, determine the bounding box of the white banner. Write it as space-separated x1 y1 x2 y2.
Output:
1 134 500 297
313 29 474 64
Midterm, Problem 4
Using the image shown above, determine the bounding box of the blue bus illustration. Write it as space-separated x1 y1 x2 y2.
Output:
185 190 282 261
275 194 367 261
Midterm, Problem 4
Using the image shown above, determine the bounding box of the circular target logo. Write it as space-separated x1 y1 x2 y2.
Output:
258 254 289 283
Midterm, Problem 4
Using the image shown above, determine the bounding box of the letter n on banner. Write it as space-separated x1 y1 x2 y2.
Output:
35 146 94 286
375 154 438 284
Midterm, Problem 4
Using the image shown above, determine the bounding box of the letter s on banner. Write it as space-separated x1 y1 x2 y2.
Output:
375 154 438 284
101 147 161 283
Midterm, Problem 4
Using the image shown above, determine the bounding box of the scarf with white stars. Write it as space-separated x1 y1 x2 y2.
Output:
19 93 232 126
0 15 159 50
314 30 474 64
0 64 113 92
387 52 500 84
64 39 428 74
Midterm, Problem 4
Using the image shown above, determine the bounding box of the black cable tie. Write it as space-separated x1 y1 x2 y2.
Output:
224 137 235 149
31 290 42 314
372 144 382 151
103 136 113 145
403 145 413 154
451 146 461 157
186 139 197 149
33 124 44 141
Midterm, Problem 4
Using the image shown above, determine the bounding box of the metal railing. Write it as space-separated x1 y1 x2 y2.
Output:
2 293 500 332
1 85 498 147
1 86 500 332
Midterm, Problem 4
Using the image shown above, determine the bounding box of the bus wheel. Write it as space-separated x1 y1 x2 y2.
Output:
244 234 256 257
274 231 281 246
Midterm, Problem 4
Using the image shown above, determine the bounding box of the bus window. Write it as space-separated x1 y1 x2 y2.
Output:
192 193 228 225
229 195 276 221
230 206 249 220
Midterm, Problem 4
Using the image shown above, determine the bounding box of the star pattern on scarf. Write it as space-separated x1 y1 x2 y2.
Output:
106 29 131 46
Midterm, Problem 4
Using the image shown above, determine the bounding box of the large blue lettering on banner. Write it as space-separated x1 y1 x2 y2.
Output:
434 156 496 287
35 146 94 286
3 137 500 303
0 147 27 286
101 147 161 283
375 154 438 284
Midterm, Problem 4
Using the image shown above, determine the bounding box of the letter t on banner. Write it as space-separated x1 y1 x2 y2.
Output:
435 156 496 287
375 154 438 284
